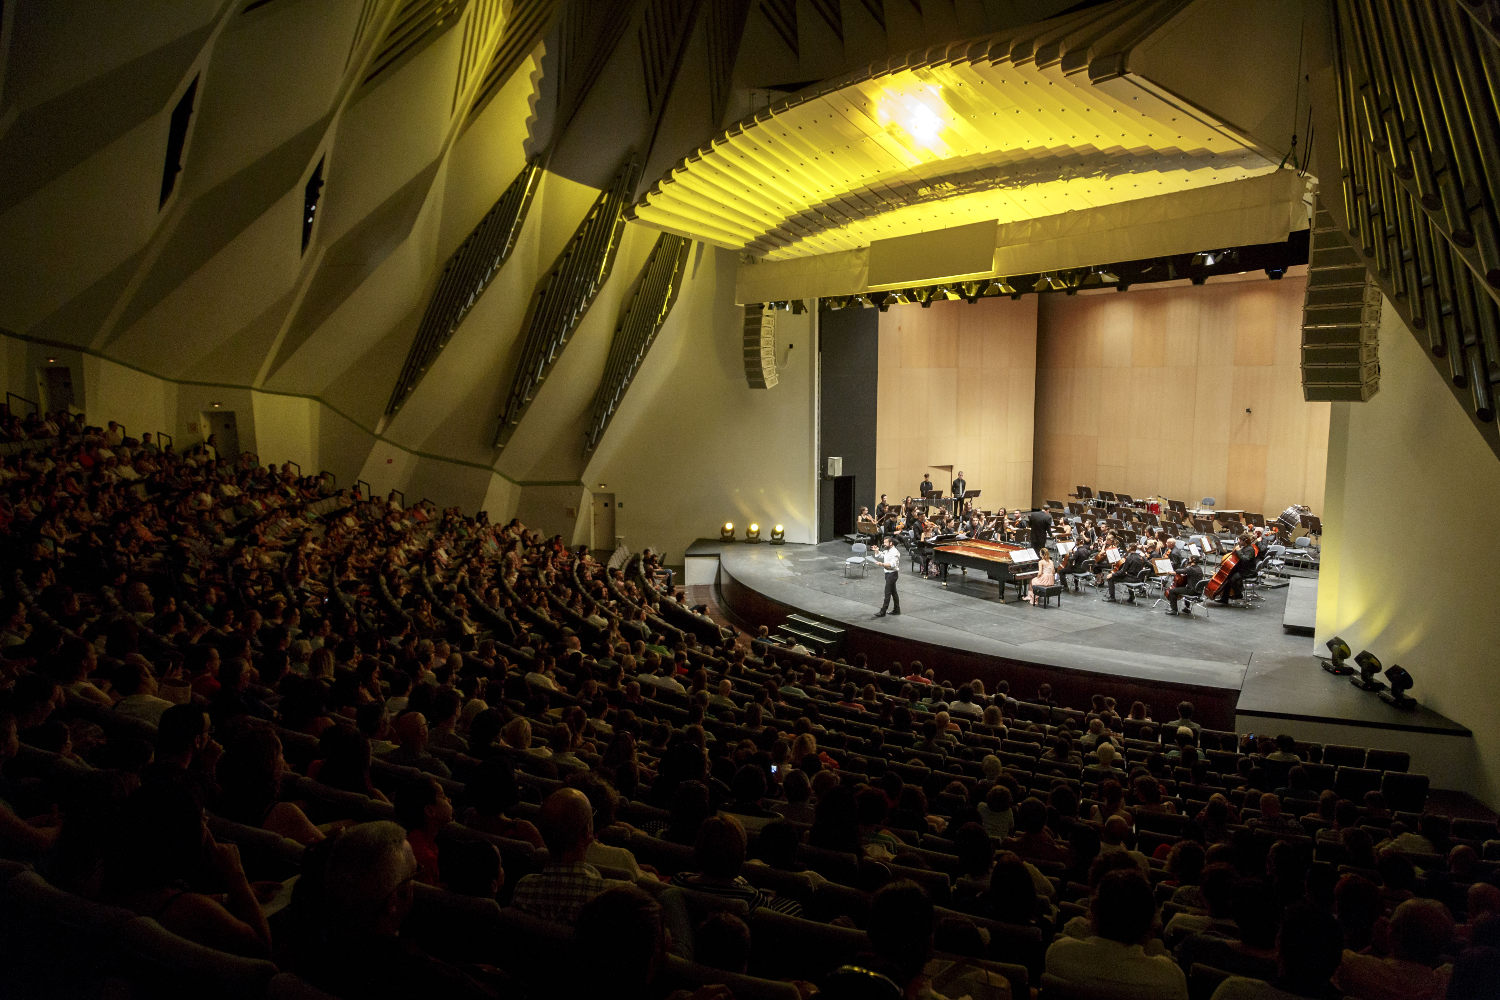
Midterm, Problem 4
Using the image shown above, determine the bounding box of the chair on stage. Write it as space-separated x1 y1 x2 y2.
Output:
844 542 868 578
1179 578 1211 618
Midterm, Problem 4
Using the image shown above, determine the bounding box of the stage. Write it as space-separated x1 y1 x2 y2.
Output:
695 540 1473 765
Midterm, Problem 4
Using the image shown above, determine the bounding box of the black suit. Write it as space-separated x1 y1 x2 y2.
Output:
951 477 966 498
1168 564 1204 611
1026 509 1052 552
920 480 934 496
1108 552 1147 600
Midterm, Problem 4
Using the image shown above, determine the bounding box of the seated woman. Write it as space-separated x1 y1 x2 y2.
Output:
217 725 326 845
103 776 272 959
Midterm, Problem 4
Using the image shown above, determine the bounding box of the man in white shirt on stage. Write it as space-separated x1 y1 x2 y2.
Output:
874 535 901 617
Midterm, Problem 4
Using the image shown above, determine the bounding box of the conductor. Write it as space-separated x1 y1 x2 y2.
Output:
1026 508 1053 552
873 535 901 617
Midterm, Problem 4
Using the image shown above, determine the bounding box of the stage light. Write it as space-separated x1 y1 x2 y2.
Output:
995 279 1017 295
746 522 761 543
869 292 891 312
720 522 735 542
1380 665 1416 709
1351 650 1386 691
1322 636 1353 675
771 524 786 544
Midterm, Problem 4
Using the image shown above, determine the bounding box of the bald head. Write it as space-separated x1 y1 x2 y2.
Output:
539 787 595 860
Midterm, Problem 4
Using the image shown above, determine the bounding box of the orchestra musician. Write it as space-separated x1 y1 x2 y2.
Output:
856 506 877 527
1164 536 1186 570
1059 538 1096 591
875 494 892 522
1078 519 1100 546
1165 554 1204 615
920 474 935 497
1215 533 1260 604
951 471 967 504
1103 544 1148 602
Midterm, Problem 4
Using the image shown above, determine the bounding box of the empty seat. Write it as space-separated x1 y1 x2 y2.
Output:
1322 744 1366 768
1380 771 1430 813
1364 748 1410 772
1334 766 1383 800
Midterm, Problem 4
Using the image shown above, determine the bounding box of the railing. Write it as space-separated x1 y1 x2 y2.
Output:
1329 0 1500 457
389 489 405 508
157 432 173 452
386 158 541 416
583 232 692 454
494 156 638 449
356 479 372 501
5 392 38 417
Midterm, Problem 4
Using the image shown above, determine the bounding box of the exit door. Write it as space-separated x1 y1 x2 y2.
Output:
592 493 616 551
39 366 74 414
200 410 240 460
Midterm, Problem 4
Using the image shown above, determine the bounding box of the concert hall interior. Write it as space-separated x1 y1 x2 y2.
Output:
3 0 1500 994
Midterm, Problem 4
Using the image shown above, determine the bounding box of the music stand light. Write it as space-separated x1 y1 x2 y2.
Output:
1350 650 1386 691
1380 666 1416 710
720 522 735 542
1322 636 1353 675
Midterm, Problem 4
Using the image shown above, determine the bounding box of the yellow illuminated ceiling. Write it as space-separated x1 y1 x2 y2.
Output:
628 0 1283 263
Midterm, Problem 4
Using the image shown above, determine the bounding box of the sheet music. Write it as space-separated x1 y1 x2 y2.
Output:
1105 547 1121 563
1153 558 1174 575
1188 544 1201 556
1055 541 1076 554
1011 548 1039 562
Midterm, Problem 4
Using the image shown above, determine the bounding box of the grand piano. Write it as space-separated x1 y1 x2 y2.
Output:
931 538 1039 601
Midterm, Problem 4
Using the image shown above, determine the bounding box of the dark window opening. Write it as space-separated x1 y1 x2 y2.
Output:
302 156 326 253
160 76 200 208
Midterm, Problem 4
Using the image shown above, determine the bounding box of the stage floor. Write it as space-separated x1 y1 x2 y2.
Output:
710 539 1317 692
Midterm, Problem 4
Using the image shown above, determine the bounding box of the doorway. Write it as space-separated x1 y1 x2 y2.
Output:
199 410 240 459
591 492 617 551
39 366 74 414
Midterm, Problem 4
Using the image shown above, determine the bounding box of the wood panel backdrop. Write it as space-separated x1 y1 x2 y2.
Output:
1032 273 1329 519
875 296 1038 509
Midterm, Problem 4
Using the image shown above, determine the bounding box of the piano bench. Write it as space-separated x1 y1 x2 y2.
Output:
1032 584 1063 608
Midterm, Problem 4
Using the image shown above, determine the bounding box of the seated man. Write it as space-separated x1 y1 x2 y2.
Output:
1210 902 1344 1000
1335 897 1454 1000
510 787 615 926
300 820 495 999
676 813 801 914
1104 546 1148 602
1045 869 1188 1000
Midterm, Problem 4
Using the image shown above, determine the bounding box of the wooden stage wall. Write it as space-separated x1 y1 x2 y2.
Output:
1033 274 1329 519
875 296 1039 510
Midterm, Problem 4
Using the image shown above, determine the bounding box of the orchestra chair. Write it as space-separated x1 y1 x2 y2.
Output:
1114 566 1153 604
845 541 868 578
1179 578 1211 618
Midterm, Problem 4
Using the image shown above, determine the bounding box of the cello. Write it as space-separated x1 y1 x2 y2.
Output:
1203 549 1238 599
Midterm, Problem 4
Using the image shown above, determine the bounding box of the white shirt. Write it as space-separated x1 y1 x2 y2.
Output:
876 545 900 573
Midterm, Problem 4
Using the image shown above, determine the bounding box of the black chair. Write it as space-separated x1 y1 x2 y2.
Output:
1322 744 1366 768
1334 765 1383 800
1380 771 1430 813
1364 748 1410 773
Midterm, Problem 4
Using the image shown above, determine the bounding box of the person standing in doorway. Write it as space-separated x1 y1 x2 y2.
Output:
874 536 901 618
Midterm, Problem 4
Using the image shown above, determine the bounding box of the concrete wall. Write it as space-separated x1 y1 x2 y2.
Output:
1316 303 1500 807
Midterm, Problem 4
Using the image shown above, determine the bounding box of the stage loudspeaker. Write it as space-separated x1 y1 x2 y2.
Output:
743 304 779 389
1302 204 1380 401
826 456 843 478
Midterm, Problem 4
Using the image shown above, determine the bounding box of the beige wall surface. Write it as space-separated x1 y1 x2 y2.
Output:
875 296 1039 510
1032 276 1329 519
1317 306 1500 806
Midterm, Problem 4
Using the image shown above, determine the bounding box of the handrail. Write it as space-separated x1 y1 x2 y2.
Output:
356 479 372 501
5 392 38 417
157 431 173 451
286 461 301 475
320 470 336 486
389 489 405 507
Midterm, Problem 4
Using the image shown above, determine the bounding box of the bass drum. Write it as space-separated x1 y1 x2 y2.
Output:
1276 505 1308 537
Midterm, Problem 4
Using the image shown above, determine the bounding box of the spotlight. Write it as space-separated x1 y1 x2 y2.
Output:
1322 636 1353 675
1351 650 1386 691
746 522 761 543
770 524 786 544
1380 666 1416 709
869 292 891 312
720 521 735 542
995 279 1017 295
